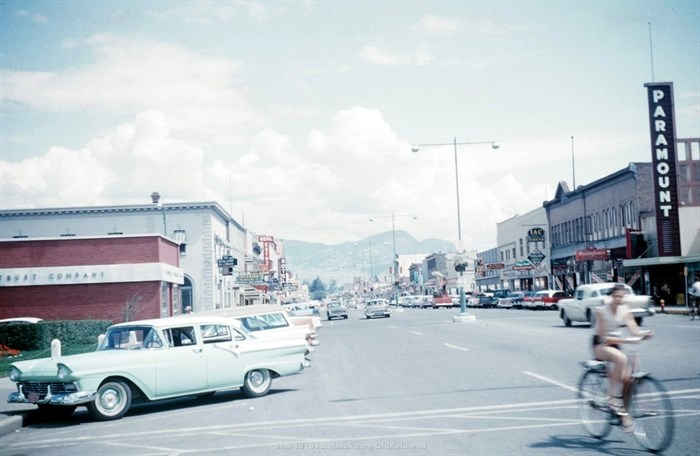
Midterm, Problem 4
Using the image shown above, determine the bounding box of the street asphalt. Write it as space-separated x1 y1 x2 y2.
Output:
0 304 691 439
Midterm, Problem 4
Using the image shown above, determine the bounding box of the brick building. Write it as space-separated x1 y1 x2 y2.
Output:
0 235 183 322
544 162 654 293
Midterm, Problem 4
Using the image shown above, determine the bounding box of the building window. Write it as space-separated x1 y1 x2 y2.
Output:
519 238 523 257
173 229 187 255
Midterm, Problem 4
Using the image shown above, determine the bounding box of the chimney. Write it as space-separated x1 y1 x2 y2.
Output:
151 192 161 205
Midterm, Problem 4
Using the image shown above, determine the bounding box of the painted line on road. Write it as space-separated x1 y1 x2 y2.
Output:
444 343 469 352
523 371 579 393
389 325 400 330
411 331 423 336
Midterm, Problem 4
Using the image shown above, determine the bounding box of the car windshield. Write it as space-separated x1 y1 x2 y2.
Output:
328 302 342 308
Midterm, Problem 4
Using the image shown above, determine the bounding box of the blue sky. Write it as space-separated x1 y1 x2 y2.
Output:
1 1 698 250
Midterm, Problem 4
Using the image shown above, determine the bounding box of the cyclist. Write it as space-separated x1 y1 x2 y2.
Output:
691 274 700 316
592 283 652 429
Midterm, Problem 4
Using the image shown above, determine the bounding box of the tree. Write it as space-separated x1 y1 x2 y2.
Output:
308 277 327 301
122 293 144 322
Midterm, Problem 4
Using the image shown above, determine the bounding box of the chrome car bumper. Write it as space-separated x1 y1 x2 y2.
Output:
8 383 95 406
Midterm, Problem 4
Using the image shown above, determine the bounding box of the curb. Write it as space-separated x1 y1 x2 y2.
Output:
0 413 24 438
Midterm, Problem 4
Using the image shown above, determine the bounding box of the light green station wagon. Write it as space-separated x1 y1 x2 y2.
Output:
7 314 308 421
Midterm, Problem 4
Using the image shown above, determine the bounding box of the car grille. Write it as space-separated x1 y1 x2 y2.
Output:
19 382 78 400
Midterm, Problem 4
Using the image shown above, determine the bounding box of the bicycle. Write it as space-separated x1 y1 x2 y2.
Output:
577 336 674 452
687 296 699 321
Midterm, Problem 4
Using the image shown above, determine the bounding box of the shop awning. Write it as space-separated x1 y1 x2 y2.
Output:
623 254 700 267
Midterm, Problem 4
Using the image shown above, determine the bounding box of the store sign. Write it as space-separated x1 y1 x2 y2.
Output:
486 263 505 270
527 248 546 266
513 260 535 271
527 227 545 243
575 248 609 262
236 273 264 284
645 82 682 256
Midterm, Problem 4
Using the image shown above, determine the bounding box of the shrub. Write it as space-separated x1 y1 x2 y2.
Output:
0 320 112 351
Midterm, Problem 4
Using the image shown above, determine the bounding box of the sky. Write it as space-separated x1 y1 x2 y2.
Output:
1 1 699 252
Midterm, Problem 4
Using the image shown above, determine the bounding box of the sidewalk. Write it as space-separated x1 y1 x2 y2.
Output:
0 376 33 438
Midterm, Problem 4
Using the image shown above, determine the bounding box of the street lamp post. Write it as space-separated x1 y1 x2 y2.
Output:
411 137 499 318
369 212 417 306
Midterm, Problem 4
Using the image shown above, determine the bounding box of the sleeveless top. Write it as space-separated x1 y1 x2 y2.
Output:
595 298 628 338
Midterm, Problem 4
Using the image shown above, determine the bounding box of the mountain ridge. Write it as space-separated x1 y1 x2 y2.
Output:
282 231 456 284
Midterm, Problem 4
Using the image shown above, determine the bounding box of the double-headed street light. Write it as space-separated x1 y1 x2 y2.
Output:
369 212 418 306
411 137 499 318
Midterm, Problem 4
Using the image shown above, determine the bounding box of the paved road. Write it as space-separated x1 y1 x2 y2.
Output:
1 308 698 455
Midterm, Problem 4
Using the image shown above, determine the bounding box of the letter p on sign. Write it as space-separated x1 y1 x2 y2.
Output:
653 90 665 103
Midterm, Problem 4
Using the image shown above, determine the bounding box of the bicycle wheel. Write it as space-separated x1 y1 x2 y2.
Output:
577 370 612 438
629 375 674 452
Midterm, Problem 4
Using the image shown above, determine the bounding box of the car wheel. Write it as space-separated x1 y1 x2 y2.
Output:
37 404 77 419
586 309 593 326
562 311 572 327
344 315 348 319
241 369 272 398
87 380 132 421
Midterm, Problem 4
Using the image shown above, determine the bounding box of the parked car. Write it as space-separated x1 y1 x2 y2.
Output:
497 291 524 309
558 283 655 327
469 291 495 308
199 304 320 348
521 291 540 309
325 301 348 320
419 295 434 308
477 293 499 308
364 299 391 319
433 292 452 308
286 303 321 318
7 315 308 421
0 317 43 326
531 290 567 310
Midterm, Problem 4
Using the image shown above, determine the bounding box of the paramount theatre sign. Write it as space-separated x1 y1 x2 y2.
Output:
645 82 681 257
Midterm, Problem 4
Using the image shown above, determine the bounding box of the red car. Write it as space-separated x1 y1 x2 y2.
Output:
520 291 540 309
531 290 567 310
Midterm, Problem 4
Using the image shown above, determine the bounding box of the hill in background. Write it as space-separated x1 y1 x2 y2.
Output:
283 231 456 285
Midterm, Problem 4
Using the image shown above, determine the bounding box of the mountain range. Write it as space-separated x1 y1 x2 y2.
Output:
282 231 456 285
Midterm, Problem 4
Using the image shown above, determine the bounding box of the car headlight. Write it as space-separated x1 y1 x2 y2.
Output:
9 366 21 382
57 365 72 380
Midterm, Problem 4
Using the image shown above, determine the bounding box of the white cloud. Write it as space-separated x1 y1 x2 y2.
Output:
359 45 433 66
17 10 47 23
0 34 263 147
419 16 459 35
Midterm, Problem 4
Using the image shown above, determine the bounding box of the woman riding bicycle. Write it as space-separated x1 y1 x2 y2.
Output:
592 283 652 427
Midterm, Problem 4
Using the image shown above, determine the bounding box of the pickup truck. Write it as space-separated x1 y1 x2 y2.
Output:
433 293 453 308
558 283 655 327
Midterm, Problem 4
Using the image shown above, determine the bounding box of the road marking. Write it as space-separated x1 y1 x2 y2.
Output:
410 331 423 336
523 371 579 393
389 325 399 330
444 343 469 352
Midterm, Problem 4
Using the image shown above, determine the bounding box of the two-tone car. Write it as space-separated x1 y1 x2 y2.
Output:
558 283 655 326
7 315 308 421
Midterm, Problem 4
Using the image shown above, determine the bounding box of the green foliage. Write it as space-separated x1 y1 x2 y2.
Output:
308 276 327 301
0 320 112 351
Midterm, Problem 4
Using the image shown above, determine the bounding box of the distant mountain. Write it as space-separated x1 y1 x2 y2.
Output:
282 231 455 285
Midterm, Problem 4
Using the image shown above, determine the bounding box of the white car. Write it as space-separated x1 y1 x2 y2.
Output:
558 283 654 326
0 317 43 326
